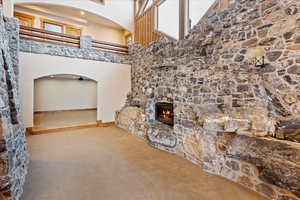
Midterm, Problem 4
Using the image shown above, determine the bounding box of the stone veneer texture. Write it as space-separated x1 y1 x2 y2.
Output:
0 10 29 200
19 39 130 64
116 0 300 199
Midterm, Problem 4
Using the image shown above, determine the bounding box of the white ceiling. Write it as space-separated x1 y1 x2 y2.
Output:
15 4 125 30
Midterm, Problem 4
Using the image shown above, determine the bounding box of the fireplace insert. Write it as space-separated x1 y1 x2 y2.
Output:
155 102 174 126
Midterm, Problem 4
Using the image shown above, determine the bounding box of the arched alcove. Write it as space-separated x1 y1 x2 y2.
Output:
19 52 131 128
33 74 98 128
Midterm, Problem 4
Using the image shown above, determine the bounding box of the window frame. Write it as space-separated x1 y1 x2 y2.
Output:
41 19 65 33
40 18 82 36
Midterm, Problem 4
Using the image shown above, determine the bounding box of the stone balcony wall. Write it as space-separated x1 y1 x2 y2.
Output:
20 35 130 65
116 0 300 199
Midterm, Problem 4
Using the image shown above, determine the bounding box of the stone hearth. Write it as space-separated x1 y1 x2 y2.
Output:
116 0 300 199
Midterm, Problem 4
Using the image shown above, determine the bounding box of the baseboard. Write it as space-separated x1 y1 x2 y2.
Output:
101 122 115 127
26 120 115 135
25 128 33 136
96 120 115 127
34 108 97 114
28 122 98 135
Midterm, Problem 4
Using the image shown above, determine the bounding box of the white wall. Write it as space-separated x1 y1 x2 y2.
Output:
13 8 126 44
20 52 131 128
157 0 179 40
34 78 97 112
3 0 14 17
84 22 125 44
13 0 134 32
189 0 215 28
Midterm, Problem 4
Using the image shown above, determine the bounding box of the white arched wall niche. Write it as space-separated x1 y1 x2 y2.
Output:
11 0 134 31
34 74 98 112
19 52 131 128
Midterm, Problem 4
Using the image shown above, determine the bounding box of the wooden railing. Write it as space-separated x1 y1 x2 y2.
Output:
134 0 230 47
20 25 80 47
92 40 128 54
20 25 128 55
135 5 158 46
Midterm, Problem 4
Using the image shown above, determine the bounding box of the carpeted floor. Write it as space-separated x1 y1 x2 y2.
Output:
22 126 267 200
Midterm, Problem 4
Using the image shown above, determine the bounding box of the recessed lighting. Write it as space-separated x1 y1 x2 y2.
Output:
80 11 85 16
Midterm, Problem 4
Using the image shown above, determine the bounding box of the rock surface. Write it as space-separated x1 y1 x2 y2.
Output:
116 0 300 199
0 11 29 200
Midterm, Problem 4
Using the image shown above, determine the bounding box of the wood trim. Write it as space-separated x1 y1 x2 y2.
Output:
34 108 97 114
20 25 80 40
66 24 82 36
91 44 128 53
95 120 115 127
92 39 128 49
137 0 149 17
134 3 158 46
14 12 35 20
91 39 129 54
101 122 115 127
40 18 83 36
28 122 99 135
20 30 80 45
14 12 35 27
20 36 79 48
25 127 33 136
27 121 115 135
20 25 128 54
20 25 81 48
96 120 102 126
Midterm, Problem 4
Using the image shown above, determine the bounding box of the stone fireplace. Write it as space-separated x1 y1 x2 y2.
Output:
116 0 300 200
155 102 174 126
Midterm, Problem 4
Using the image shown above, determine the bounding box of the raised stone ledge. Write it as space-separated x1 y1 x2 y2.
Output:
147 123 176 150
20 39 130 64
227 135 300 198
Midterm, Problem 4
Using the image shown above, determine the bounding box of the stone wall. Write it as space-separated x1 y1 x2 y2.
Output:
0 11 29 200
20 38 130 64
116 0 300 199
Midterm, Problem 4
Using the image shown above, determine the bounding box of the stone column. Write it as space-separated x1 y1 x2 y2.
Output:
0 10 29 200
80 35 92 49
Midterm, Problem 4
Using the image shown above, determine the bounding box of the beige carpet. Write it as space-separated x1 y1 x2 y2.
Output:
23 126 267 200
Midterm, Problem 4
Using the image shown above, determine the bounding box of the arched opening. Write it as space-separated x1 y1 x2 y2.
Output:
33 74 98 130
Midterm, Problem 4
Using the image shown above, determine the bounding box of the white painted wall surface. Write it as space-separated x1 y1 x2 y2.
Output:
189 0 216 28
13 0 134 31
34 78 97 112
84 23 125 44
157 0 179 40
3 0 14 17
13 8 126 44
19 52 131 128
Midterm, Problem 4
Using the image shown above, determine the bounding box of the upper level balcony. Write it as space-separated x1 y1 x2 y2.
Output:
19 25 129 55
12 3 131 55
